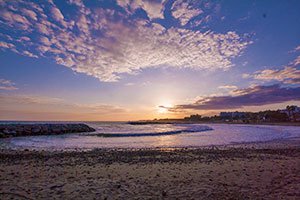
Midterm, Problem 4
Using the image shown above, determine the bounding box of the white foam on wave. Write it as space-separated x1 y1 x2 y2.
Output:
92 125 213 137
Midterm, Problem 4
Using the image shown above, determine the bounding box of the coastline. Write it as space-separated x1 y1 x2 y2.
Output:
205 121 300 126
0 123 95 138
1 138 299 199
128 120 300 126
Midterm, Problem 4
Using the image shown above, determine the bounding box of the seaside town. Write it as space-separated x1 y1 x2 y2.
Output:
135 105 300 124
187 105 300 123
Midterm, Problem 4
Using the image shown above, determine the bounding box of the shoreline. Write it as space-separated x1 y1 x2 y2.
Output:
1 139 299 199
128 120 300 126
1 135 300 153
1 136 299 158
2 120 300 126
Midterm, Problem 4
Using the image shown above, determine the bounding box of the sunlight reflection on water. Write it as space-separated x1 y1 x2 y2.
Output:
0 123 299 151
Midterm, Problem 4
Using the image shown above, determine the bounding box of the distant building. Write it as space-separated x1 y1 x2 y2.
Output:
279 105 300 121
184 114 202 121
280 106 300 114
220 111 246 118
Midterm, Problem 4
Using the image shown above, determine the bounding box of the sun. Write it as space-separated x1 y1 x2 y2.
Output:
157 102 173 114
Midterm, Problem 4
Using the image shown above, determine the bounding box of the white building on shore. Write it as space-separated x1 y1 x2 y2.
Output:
279 105 300 121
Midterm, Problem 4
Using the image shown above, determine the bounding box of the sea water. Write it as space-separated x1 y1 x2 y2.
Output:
0 122 299 150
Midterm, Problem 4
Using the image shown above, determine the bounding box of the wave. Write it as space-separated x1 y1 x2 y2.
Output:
92 125 213 137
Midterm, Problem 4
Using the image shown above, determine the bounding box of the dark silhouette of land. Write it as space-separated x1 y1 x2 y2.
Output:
129 105 300 125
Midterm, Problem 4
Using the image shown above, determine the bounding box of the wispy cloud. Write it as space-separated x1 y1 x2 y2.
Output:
0 93 63 104
171 0 203 26
0 93 127 114
0 79 18 90
0 0 251 82
171 84 300 111
293 56 300 66
0 41 15 48
218 85 238 90
290 46 300 66
117 0 165 20
0 93 130 120
243 49 300 85
244 66 300 84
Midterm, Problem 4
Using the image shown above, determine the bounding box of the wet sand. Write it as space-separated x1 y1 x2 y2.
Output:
0 140 299 199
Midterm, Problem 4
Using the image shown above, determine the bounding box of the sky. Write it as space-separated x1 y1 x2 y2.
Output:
0 0 300 121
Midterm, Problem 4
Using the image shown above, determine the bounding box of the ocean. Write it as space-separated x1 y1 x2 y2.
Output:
0 122 299 151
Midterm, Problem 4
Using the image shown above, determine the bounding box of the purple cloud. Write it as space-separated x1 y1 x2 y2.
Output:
243 66 300 85
0 79 18 91
173 84 300 110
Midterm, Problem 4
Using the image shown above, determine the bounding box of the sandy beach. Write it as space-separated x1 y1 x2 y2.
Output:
0 138 299 200
1 0 300 199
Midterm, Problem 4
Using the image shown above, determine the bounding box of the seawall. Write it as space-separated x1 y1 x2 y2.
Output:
0 123 96 138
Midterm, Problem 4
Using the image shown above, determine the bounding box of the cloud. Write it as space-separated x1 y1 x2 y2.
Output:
172 84 300 110
51 7 64 22
0 0 251 82
0 10 31 30
244 66 300 84
218 85 238 90
0 79 18 90
293 56 300 66
171 0 203 26
21 8 37 21
0 93 129 120
0 93 63 104
22 50 38 58
242 73 251 78
117 0 165 19
125 82 135 86
0 93 127 114
243 50 300 85
0 41 15 48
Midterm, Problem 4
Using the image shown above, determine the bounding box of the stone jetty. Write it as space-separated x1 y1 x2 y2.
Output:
0 123 96 138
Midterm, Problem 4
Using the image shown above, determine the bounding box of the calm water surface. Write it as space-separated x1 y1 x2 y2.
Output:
0 122 299 150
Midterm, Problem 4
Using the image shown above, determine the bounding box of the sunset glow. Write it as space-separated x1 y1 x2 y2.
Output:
158 102 173 114
0 0 299 121
1 2 300 198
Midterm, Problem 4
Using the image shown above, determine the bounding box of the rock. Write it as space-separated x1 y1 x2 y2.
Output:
3 129 9 134
0 123 96 138
51 128 62 134
40 126 48 134
50 184 64 190
32 127 41 134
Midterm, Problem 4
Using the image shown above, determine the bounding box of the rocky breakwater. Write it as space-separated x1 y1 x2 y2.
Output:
0 123 96 138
